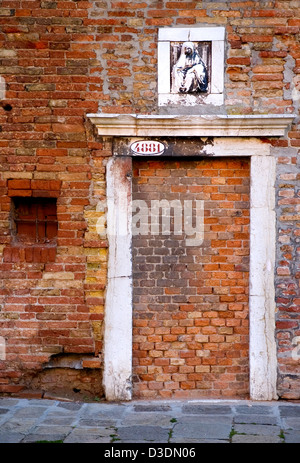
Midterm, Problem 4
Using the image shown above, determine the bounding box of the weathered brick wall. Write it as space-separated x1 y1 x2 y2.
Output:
0 0 106 398
0 1 299 399
132 158 250 399
275 149 300 399
87 0 300 118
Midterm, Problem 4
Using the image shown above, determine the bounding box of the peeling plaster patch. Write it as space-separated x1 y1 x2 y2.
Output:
284 55 296 99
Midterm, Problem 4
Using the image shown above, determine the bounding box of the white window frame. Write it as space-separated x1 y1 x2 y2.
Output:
158 27 225 107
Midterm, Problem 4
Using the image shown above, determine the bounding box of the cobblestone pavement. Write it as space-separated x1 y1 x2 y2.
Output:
0 397 299 444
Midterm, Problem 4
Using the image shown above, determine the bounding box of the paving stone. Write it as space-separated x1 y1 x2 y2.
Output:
171 438 229 443
178 414 233 424
78 418 117 427
232 434 282 443
234 423 281 436
279 406 300 418
119 439 169 443
172 417 232 440
21 399 54 406
0 433 24 443
64 432 111 443
117 440 162 443
1 419 37 433
30 425 73 436
234 414 279 425
45 408 78 417
64 426 113 443
82 403 127 420
12 406 47 418
75 426 113 436
134 404 171 412
22 433 66 443
40 416 77 426
234 405 274 415
284 430 300 443
282 417 300 430
57 402 83 411
182 404 233 415
0 399 19 407
117 426 170 442
170 437 230 444
122 413 173 427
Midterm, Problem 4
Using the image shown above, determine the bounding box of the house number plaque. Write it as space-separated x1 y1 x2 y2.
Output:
130 140 165 156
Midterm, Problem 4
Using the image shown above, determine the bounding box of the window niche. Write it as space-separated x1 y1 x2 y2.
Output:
11 197 58 245
3 197 58 263
158 27 225 107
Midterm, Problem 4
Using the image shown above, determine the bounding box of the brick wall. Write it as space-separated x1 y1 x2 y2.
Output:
0 1 299 399
0 0 106 399
132 158 250 399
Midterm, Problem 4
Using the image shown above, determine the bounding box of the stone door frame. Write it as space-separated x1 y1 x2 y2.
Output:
88 113 294 401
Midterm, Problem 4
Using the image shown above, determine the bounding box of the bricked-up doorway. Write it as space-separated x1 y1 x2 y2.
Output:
89 113 294 402
132 157 250 399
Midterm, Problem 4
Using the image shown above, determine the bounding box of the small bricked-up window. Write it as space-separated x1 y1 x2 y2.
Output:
11 197 58 244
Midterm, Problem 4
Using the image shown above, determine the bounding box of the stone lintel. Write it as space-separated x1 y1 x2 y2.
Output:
87 114 295 138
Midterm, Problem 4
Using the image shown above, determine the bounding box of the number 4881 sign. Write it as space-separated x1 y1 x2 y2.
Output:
130 140 165 156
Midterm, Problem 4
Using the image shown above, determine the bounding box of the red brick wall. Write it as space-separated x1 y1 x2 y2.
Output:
0 1 106 398
132 158 250 399
0 1 299 399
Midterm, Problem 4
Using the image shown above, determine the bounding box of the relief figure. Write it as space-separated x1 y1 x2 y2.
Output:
172 41 208 94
